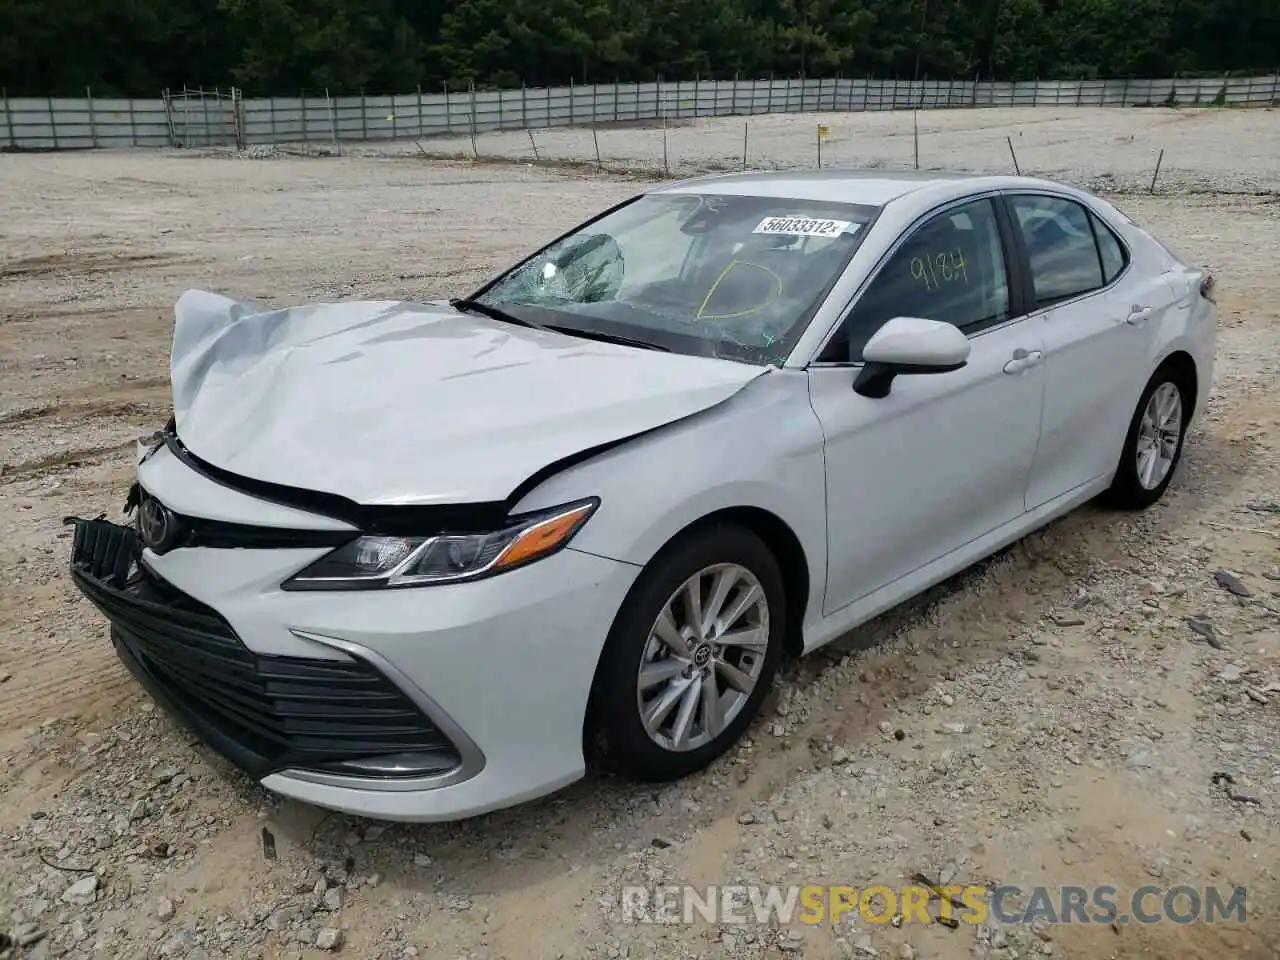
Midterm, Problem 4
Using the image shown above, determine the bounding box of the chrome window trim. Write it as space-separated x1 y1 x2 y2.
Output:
800 186 1140 369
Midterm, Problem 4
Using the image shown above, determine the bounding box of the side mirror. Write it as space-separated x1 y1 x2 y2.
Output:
854 316 970 398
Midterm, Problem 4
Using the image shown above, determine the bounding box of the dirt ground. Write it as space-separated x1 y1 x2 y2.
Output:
2 113 1279 960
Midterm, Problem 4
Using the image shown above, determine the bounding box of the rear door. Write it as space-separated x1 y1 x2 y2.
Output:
1004 192 1169 510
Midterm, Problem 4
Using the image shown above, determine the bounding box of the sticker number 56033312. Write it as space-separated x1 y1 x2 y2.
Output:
753 216 855 238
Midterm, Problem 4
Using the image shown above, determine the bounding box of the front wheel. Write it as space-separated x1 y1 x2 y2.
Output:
1105 368 1191 510
586 524 786 782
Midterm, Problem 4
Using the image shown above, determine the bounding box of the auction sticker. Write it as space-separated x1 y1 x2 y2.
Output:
753 216 855 238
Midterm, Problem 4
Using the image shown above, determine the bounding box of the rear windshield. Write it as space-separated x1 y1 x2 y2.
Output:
478 193 880 365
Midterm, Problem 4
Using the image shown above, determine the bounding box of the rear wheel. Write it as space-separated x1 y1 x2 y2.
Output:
586 524 786 781
1105 368 1190 509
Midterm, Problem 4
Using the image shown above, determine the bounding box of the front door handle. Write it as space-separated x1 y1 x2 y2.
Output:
1125 305 1153 325
1003 348 1043 375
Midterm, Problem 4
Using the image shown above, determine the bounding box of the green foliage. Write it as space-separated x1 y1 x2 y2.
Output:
2 0 1278 96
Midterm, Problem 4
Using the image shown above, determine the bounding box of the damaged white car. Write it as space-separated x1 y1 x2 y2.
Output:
69 170 1216 821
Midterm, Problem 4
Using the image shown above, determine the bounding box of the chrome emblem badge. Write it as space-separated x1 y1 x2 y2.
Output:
138 495 177 553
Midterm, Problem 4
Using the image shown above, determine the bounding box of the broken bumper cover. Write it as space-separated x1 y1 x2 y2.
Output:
69 518 463 781
68 516 640 821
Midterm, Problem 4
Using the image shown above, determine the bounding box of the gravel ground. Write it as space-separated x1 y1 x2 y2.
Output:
2 119 1279 960
331 107 1280 195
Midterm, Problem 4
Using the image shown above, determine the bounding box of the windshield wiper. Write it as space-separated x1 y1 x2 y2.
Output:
453 298 667 352
543 324 670 352
450 298 547 331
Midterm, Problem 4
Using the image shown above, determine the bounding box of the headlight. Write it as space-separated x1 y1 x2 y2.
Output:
282 499 598 590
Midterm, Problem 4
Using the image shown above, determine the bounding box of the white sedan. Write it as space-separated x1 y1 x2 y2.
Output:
68 170 1217 821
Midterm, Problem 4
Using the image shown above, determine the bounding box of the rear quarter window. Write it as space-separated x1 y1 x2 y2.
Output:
1095 198 1192 267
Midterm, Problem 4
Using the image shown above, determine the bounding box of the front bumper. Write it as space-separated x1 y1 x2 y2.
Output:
69 516 640 821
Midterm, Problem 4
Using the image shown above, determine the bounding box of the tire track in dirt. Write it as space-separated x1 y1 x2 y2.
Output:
0 648 138 740
0 397 169 429
0 439 139 483
0 251 199 279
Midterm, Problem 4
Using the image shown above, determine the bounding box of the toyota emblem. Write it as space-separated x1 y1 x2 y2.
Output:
137 495 179 553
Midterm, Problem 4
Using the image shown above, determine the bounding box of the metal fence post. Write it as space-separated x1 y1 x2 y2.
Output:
468 81 477 155
326 88 337 148
443 82 450 134
613 79 619 122
417 84 424 137
86 86 98 147
1272 70 1279 106
128 97 137 145
1121 77 1130 107
570 77 575 124
521 83 527 128
269 95 276 141
359 89 367 140
47 96 58 148
302 90 309 145
1 88 13 149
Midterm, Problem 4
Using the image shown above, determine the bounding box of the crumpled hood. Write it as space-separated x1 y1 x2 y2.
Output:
169 290 766 506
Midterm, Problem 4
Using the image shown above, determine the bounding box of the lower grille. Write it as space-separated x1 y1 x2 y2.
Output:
68 517 460 780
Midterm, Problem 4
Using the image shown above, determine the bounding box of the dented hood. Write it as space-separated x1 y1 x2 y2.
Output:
169 290 766 506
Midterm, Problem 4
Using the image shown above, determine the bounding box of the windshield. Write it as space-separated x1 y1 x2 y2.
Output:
474 193 879 365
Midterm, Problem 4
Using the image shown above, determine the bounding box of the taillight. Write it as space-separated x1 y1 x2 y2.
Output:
1199 273 1216 303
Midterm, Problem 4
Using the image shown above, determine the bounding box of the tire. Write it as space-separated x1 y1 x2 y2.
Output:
586 523 786 782
1105 366 1192 510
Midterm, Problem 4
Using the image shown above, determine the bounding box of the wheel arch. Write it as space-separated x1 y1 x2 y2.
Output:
662 506 810 658
1153 349 1199 422
580 504 812 765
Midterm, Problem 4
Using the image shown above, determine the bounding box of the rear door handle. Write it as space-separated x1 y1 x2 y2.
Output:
1125 305 1153 325
1003 348 1043 375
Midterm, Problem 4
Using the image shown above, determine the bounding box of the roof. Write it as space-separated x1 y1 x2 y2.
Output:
654 169 1004 206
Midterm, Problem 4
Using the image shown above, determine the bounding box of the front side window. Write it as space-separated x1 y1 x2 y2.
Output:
836 198 1010 361
477 193 879 365
1010 195 1105 307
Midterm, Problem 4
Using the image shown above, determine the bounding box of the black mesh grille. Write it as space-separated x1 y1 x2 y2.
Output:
68 517 460 780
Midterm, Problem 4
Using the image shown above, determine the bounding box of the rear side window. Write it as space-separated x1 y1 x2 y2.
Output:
1090 212 1128 284
1010 195 1104 307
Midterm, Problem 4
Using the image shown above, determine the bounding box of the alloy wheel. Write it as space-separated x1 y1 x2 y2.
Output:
635 562 770 752
1135 381 1183 490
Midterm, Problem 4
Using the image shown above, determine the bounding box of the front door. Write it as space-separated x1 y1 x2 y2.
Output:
808 197 1046 617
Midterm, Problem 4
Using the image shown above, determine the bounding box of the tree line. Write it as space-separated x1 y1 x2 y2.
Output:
2 0 1277 97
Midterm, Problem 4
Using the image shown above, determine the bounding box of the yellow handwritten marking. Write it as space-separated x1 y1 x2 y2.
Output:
695 260 783 320
910 249 968 290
